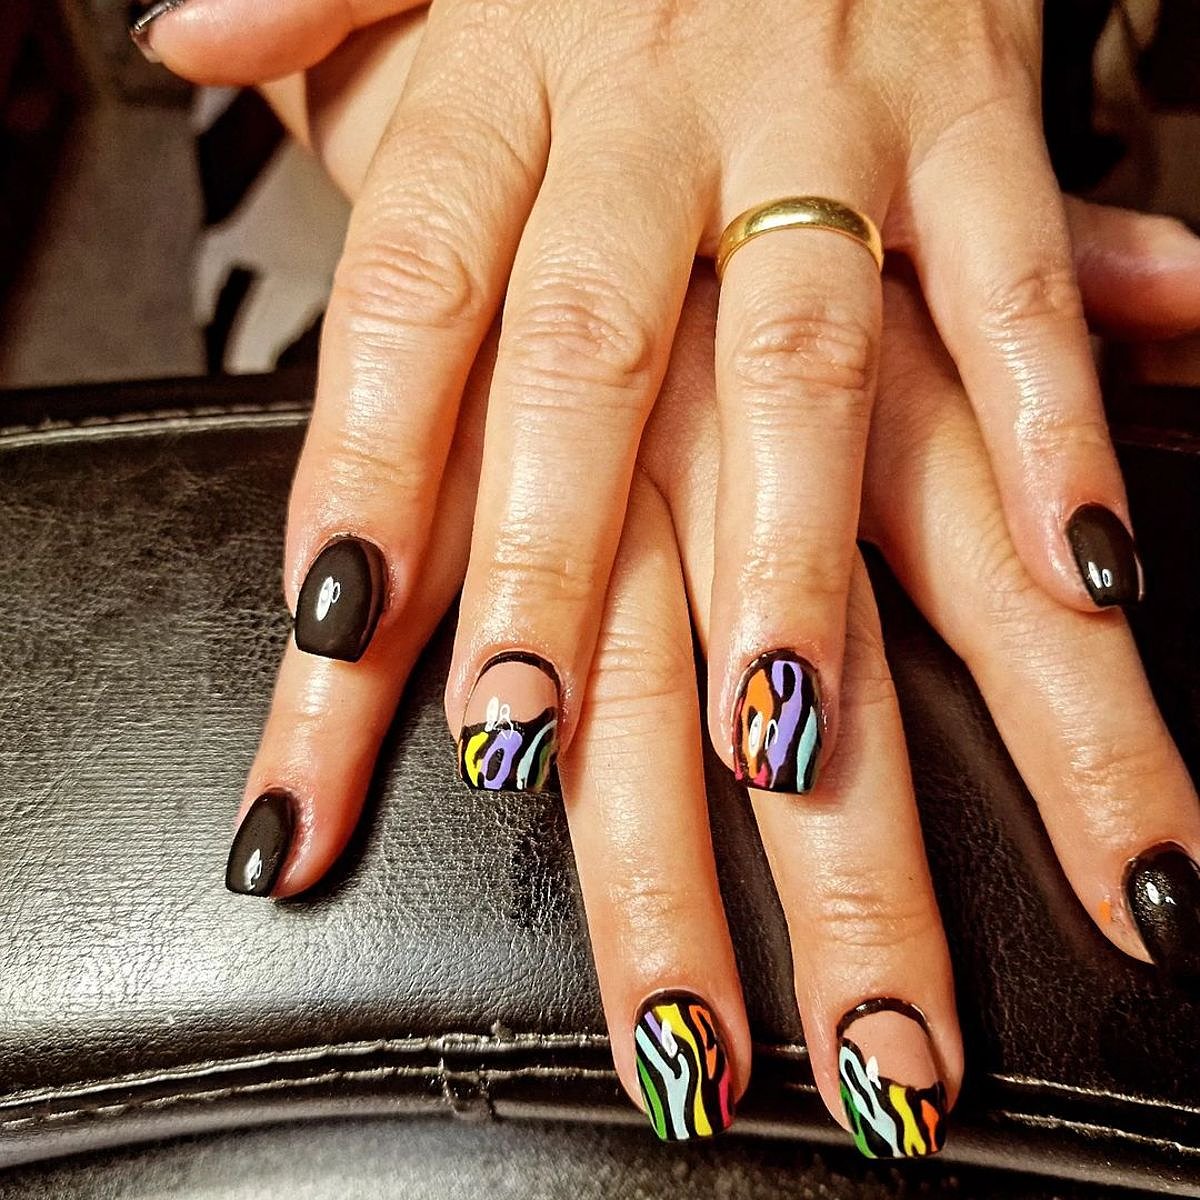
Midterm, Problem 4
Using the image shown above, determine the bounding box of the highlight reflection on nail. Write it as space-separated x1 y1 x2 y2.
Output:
732 649 822 793
837 999 947 1159
457 653 558 792
634 991 734 1141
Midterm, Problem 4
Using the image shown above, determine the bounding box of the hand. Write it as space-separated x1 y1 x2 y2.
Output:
212 13 1200 1155
132 0 1149 801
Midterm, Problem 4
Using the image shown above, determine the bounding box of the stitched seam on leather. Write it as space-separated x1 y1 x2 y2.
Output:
0 409 310 450
0 1034 615 1109
0 1034 811 1110
999 1110 1200 1156
0 1065 618 1132
0 401 311 441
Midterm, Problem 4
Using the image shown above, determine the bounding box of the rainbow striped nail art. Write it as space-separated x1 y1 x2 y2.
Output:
732 649 822 793
837 999 947 1159
634 992 734 1141
457 652 558 793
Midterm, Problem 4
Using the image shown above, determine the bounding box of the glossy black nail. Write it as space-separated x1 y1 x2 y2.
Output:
294 537 386 662
1125 844 1200 977
128 1 191 61
1066 505 1141 608
225 792 294 897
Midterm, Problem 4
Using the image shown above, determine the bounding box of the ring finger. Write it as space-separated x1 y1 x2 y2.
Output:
706 117 900 795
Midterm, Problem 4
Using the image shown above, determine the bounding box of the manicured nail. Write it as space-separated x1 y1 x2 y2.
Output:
1125 843 1200 977
128 0 191 61
1066 505 1142 608
837 999 947 1160
457 653 558 792
225 791 294 897
731 649 822 793
293 537 386 662
634 991 734 1141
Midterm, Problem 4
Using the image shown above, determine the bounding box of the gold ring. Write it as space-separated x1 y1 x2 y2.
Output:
715 196 883 280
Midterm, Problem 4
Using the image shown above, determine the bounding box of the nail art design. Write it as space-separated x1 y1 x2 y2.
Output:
457 653 558 792
225 791 294 897
732 650 822 793
294 537 385 662
1125 843 1200 977
837 999 946 1160
1066 504 1142 608
634 992 734 1141
128 0 191 60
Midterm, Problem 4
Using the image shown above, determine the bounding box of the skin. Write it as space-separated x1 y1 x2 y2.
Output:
143 0 1134 790
151 13 1200 1139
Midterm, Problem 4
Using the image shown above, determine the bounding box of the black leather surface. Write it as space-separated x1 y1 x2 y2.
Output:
0 1117 1157 1199
0 373 1197 1193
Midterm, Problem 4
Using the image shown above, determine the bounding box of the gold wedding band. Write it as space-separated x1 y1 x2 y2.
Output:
715 196 884 280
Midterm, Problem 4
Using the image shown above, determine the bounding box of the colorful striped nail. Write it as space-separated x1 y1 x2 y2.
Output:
634 991 734 1141
732 649 823 793
837 999 947 1159
457 652 559 792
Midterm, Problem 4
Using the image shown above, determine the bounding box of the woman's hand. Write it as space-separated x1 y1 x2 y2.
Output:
200 16 1200 1158
132 0 1148 798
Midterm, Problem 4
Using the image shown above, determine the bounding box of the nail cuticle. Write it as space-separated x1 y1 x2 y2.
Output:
634 990 735 1141
457 652 559 793
731 649 823 793
225 791 295 897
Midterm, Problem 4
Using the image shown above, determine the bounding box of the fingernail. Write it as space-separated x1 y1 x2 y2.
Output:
1125 843 1200 977
293 537 386 662
634 991 735 1141
1066 505 1142 608
457 653 558 792
731 650 822 793
128 0 191 62
837 999 947 1159
225 791 295 897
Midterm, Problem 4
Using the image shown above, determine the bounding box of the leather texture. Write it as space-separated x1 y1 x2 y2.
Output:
0 371 1197 1194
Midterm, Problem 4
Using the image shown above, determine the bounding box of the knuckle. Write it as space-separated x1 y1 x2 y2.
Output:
587 623 695 721
505 276 657 401
808 870 938 954
321 427 423 510
332 219 483 338
737 544 848 606
978 262 1085 342
1068 729 1174 802
728 303 875 410
487 526 602 610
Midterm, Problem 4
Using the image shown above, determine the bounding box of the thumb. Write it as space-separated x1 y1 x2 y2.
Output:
130 0 426 85
1068 198 1200 340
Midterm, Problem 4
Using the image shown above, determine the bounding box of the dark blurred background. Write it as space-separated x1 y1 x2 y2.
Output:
0 0 1197 391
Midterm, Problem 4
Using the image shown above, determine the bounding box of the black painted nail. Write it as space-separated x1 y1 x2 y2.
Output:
294 537 386 662
128 1 191 61
1066 505 1142 608
731 650 822 793
1125 844 1200 977
226 792 294 897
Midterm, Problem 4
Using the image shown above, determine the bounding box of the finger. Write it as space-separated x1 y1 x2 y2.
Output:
908 101 1142 612
642 274 959 1158
559 473 748 1139
226 335 491 898
1064 199 1200 339
708 134 897 794
866 274 1200 974
284 7 545 664
447 125 703 788
752 558 960 1158
130 0 425 83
